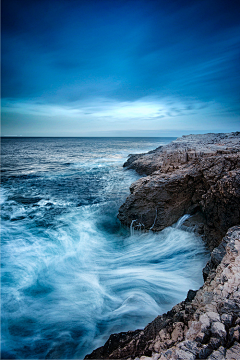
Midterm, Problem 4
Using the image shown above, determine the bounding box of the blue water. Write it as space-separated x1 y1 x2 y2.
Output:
1 137 208 359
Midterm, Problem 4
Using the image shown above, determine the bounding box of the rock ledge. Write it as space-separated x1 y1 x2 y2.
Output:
119 132 240 249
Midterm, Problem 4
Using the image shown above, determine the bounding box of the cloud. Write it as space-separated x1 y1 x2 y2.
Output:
1 0 240 136
1 95 237 137
2 99 85 117
4 95 236 137
2 96 209 122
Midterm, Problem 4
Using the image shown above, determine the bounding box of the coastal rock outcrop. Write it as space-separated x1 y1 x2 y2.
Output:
85 133 240 360
118 132 240 249
86 226 240 359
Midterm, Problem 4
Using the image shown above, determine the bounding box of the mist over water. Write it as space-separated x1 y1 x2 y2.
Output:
1 138 209 359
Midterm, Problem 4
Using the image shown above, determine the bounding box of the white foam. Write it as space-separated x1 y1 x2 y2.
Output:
175 214 191 229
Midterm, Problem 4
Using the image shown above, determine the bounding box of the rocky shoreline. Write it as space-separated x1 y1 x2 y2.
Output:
85 133 240 360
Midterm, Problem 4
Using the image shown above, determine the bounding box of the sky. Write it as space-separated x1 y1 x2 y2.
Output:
1 0 240 137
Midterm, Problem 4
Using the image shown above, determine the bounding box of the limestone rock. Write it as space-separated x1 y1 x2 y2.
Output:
118 132 240 249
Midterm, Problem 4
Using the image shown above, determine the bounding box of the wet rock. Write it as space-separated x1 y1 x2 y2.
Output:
186 290 197 303
84 330 142 359
118 132 240 249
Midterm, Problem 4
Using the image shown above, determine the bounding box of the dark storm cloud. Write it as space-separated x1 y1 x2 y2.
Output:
1 0 240 135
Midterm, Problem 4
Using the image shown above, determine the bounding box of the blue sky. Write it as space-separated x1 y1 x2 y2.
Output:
1 0 240 136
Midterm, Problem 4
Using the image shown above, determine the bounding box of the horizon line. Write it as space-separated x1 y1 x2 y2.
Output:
1 135 178 138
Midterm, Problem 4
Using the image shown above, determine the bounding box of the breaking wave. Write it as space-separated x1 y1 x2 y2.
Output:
1 138 209 359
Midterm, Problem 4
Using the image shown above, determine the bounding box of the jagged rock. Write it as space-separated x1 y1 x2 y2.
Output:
85 226 240 359
118 132 240 249
221 314 233 329
225 342 240 359
210 322 226 340
208 346 226 360
186 290 197 302
171 322 185 342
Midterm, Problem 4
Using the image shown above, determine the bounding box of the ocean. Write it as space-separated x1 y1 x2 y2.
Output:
1 137 209 359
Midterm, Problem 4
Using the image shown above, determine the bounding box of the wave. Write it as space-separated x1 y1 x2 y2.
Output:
1 138 208 359
1 201 208 359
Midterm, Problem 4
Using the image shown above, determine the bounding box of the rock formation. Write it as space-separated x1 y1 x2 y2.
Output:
119 132 240 250
85 133 240 359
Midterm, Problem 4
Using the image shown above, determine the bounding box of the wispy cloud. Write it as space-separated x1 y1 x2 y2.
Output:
1 97 209 121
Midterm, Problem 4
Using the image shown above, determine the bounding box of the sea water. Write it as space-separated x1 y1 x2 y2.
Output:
1 137 209 359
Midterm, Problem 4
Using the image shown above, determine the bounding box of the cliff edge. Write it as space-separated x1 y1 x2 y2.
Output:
118 132 240 250
85 133 240 359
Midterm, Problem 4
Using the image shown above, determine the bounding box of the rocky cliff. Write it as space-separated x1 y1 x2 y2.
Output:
85 133 240 359
119 132 240 250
